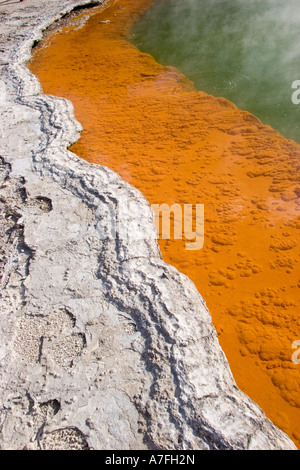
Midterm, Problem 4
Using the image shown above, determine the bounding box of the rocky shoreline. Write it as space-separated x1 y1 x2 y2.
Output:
0 0 296 450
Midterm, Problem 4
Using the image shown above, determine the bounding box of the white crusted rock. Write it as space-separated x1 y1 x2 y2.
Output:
0 0 296 450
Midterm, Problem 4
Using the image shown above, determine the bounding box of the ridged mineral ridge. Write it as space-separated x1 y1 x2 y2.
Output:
0 0 296 450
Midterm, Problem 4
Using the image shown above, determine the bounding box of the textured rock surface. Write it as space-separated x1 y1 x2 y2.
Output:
0 0 296 450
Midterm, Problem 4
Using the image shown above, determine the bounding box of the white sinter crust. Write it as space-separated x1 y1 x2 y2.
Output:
0 0 296 450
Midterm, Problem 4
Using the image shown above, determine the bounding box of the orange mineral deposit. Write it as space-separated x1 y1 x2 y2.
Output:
29 0 300 447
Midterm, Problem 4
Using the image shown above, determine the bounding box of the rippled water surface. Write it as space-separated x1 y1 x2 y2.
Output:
132 0 300 143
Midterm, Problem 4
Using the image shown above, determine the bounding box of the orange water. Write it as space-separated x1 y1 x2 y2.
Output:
29 0 300 446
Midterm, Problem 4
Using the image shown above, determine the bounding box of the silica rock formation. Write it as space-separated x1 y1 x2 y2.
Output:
0 0 296 450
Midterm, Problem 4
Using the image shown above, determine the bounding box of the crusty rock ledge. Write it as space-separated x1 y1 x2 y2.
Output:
0 0 296 450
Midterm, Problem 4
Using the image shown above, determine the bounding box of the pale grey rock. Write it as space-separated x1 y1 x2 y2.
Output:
0 0 296 450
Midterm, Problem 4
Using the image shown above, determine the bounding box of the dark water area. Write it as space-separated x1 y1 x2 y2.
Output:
131 0 300 144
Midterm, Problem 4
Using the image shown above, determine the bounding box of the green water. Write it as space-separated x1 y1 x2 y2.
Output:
131 0 300 144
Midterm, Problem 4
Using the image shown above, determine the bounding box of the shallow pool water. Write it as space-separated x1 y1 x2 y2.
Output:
28 0 300 447
132 0 300 143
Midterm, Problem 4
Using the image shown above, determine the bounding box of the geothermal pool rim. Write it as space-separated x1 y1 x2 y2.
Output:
0 0 297 450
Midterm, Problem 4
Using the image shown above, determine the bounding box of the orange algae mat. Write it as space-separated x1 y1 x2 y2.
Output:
29 0 300 446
